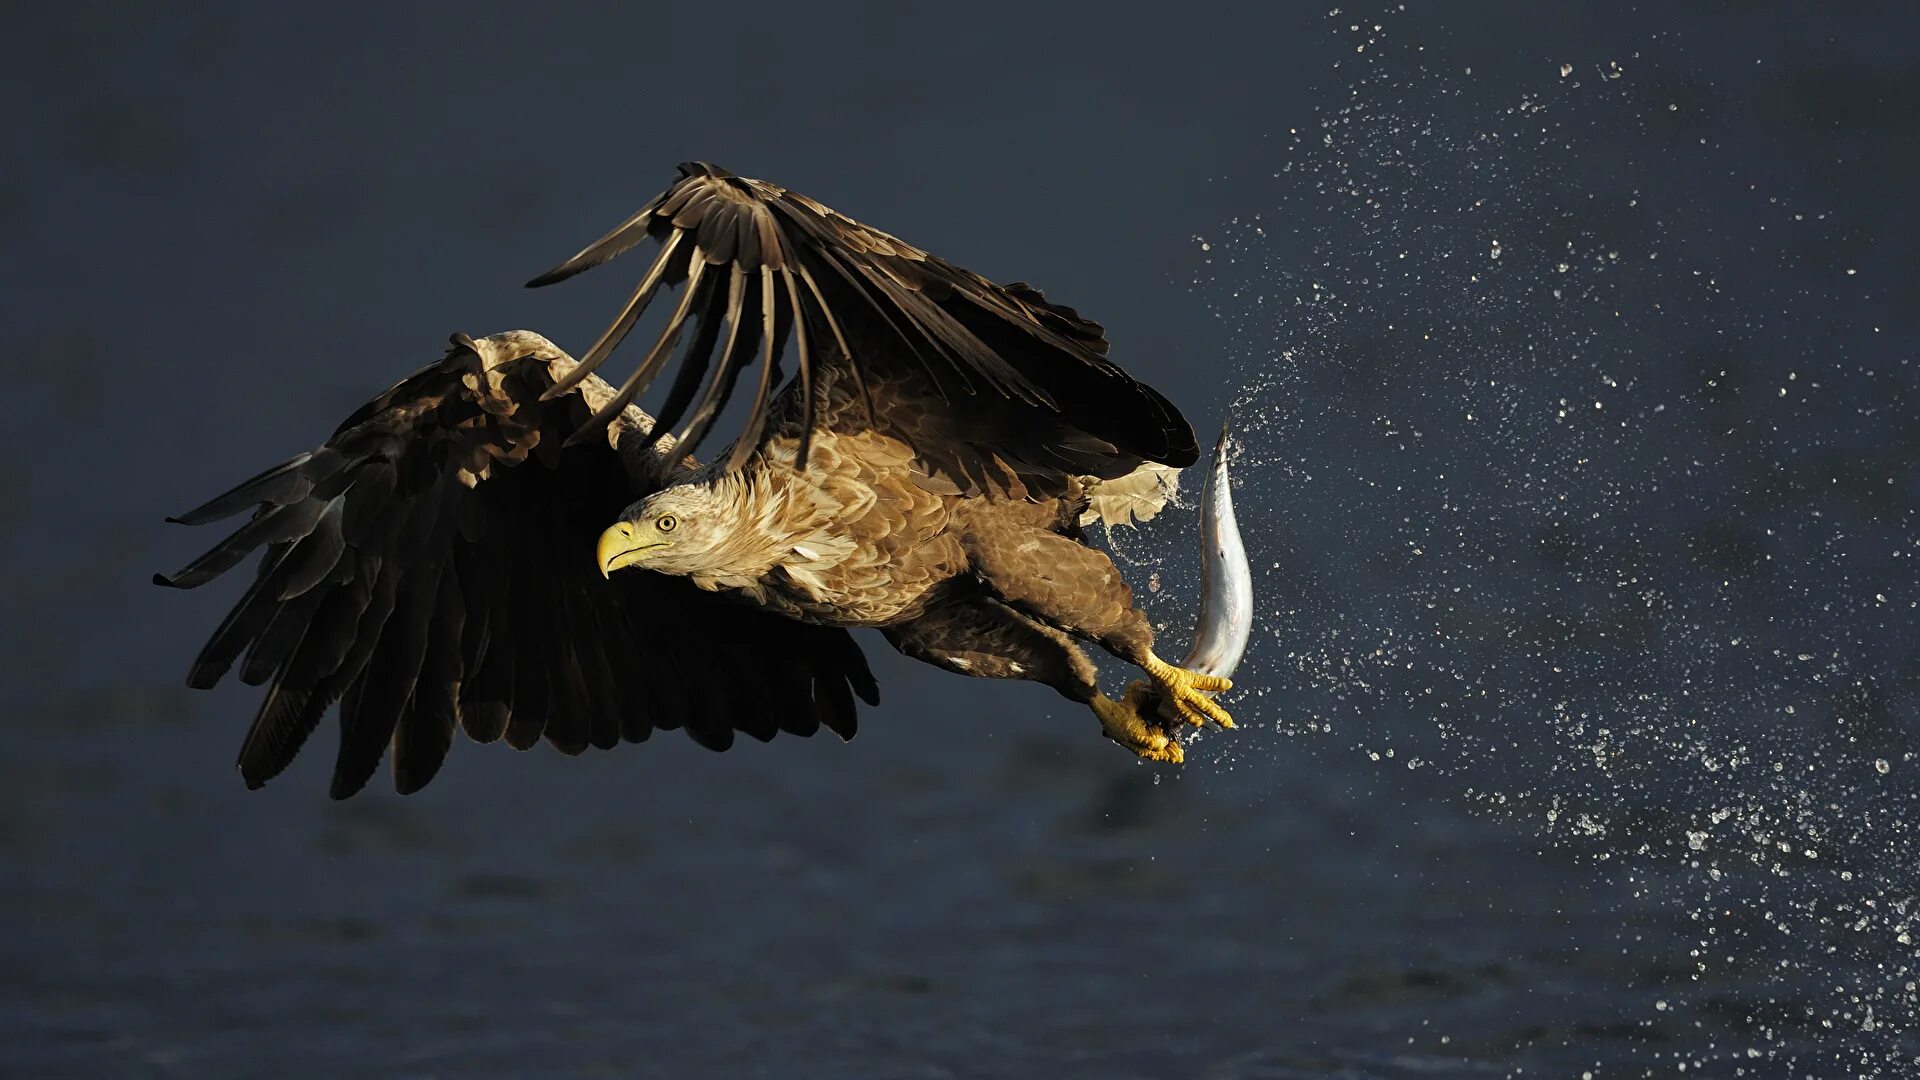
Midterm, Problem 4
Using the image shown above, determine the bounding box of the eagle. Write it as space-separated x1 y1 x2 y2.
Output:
160 162 1240 798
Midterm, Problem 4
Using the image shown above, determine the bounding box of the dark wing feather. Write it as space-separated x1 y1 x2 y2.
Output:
161 331 877 797
393 572 464 795
528 161 1196 488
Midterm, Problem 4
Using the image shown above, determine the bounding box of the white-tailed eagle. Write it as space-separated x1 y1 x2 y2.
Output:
159 162 1246 797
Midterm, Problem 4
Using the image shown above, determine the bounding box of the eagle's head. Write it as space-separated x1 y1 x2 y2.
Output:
597 483 739 579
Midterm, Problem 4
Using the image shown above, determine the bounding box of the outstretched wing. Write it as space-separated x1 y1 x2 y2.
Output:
157 330 876 798
526 161 1197 488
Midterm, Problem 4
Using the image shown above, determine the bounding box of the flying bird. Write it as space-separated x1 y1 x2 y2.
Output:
160 162 1245 797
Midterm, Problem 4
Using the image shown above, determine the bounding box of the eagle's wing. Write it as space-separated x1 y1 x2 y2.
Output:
157 330 877 798
525 161 1197 491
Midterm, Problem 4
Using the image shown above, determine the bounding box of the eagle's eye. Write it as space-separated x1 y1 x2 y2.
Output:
657 514 678 533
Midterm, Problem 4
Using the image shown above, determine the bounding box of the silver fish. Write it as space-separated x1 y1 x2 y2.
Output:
1179 418 1253 682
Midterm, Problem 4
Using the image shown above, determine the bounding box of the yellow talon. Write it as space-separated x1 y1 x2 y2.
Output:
1141 653 1236 729
1089 653 1237 762
1091 692 1184 764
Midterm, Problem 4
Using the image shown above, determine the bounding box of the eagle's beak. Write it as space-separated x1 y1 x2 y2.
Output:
598 522 648 578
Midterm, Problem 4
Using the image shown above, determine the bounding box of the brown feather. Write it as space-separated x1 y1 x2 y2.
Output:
161 331 878 796
724 266 784 473
526 162 1197 480
565 244 709 446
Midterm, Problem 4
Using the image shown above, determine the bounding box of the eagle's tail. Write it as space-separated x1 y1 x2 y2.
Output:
1076 461 1181 531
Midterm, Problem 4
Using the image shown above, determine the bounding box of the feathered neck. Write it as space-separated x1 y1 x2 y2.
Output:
680 462 855 598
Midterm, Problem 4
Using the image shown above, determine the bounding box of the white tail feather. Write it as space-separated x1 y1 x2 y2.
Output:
1079 462 1182 530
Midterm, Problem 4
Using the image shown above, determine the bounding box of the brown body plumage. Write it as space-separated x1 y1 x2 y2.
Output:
161 163 1232 797
622 368 1149 634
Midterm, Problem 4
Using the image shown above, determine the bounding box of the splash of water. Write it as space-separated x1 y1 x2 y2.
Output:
1137 7 1917 1076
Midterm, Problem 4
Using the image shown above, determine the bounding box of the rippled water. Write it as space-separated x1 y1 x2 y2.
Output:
6 4 1916 1078
8 681 1785 1078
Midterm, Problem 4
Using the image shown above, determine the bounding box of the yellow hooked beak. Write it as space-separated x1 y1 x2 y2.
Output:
597 522 666 578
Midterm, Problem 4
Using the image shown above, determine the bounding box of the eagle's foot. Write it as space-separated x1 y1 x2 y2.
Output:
1141 653 1235 729
1091 690 1184 764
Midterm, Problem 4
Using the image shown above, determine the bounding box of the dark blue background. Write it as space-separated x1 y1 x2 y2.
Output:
6 4 1917 1076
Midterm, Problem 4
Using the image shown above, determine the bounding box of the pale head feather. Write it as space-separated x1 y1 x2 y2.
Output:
617 464 856 596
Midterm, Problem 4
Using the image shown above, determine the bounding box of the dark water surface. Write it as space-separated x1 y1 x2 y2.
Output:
5 4 1917 1077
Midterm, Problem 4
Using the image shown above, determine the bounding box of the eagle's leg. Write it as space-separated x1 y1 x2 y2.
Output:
1130 658 1235 729
963 526 1234 745
1089 683 1185 763
883 595 1183 762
